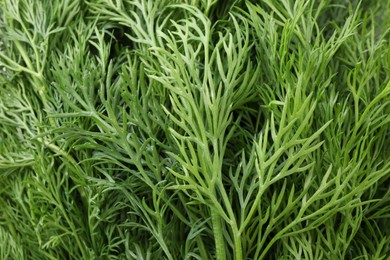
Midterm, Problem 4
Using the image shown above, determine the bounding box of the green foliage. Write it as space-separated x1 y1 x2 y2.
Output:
1 0 389 259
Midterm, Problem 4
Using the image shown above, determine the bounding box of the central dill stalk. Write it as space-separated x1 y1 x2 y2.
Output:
211 207 226 260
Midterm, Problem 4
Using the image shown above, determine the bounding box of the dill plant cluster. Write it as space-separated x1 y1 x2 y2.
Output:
0 0 389 259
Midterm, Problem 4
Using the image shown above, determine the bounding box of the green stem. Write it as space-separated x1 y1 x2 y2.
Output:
211 208 226 260
216 180 242 260
233 230 242 260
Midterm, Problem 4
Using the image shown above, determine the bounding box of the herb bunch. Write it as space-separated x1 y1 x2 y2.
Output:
1 0 389 259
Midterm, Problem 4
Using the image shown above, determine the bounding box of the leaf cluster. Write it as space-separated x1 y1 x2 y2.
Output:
1 0 389 259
